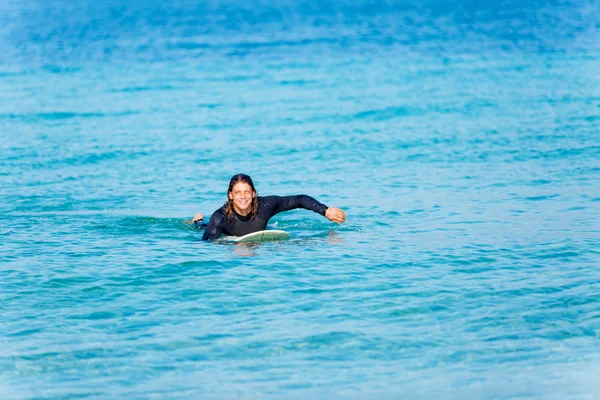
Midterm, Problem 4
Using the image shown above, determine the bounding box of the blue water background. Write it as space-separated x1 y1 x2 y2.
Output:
1 0 600 398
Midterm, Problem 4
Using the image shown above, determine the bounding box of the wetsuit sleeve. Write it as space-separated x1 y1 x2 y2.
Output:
202 210 227 240
194 221 208 229
265 195 328 218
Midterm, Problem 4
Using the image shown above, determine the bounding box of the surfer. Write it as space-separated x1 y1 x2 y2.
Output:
192 173 346 240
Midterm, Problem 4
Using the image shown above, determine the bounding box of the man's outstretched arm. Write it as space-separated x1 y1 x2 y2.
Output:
267 195 346 223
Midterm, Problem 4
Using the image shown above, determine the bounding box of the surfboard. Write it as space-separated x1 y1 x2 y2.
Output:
225 230 291 243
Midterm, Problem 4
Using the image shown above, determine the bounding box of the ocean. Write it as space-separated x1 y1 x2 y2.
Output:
1 0 599 398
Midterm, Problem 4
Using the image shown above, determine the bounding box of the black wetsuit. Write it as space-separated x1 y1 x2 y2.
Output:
200 195 328 240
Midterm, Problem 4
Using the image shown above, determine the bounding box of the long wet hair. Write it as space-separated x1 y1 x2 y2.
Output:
224 173 259 222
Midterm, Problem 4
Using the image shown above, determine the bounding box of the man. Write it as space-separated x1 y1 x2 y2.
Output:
193 174 346 240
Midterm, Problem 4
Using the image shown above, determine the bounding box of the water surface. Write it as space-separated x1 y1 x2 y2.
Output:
1 0 600 398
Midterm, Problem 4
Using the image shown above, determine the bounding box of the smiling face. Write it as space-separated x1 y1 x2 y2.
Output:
228 181 256 215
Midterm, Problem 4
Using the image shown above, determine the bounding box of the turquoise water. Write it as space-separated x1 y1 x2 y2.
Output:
2 1 600 398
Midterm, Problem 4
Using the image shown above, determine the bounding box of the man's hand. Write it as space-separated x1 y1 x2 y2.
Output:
325 207 346 223
192 213 204 222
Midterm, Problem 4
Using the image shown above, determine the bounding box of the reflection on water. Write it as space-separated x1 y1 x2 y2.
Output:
232 242 260 257
326 230 343 245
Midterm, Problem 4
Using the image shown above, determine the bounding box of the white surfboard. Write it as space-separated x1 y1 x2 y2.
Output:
225 230 291 243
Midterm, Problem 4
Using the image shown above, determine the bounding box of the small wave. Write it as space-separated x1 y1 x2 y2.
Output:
353 106 423 121
523 194 561 201
108 85 177 93
277 79 319 86
0 110 139 122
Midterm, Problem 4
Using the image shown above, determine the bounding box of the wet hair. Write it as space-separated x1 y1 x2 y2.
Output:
224 173 258 222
